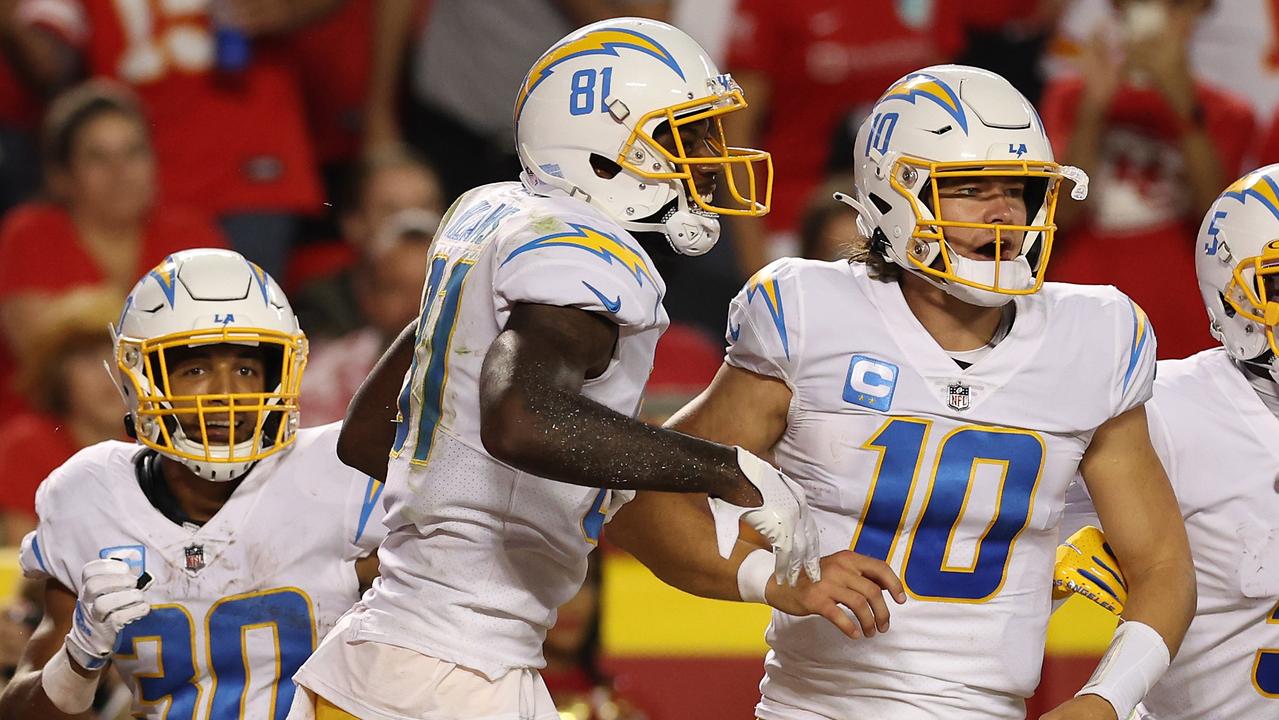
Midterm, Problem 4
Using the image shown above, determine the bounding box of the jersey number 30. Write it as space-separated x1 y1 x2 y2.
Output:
116 587 315 720
851 418 1044 602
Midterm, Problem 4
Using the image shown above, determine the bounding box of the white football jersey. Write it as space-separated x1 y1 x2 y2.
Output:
1131 349 1279 720
726 260 1155 720
17 424 386 720
350 181 667 680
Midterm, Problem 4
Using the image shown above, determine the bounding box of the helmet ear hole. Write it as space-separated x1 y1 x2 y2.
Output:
868 192 893 216
589 153 622 179
1219 292 1237 319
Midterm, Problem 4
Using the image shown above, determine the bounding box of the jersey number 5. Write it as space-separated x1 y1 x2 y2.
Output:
851 418 1044 602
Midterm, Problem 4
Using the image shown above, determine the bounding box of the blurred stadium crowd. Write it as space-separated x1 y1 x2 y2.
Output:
0 0 1275 716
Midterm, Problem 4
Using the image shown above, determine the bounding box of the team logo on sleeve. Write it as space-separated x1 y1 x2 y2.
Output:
98 545 147 574
184 544 206 574
844 355 899 412
947 381 972 411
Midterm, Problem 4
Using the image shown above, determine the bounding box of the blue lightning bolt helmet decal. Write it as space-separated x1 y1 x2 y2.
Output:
878 73 968 135
1221 170 1279 221
147 256 178 308
514 27 684 121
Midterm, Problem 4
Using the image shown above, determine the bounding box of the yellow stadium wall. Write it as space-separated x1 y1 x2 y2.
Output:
599 550 1112 718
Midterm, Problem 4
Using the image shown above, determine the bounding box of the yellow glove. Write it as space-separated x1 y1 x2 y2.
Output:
1053 525 1128 615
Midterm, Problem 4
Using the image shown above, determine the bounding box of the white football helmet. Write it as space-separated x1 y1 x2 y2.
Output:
1196 165 1279 383
112 249 308 481
838 65 1089 306
515 17 771 255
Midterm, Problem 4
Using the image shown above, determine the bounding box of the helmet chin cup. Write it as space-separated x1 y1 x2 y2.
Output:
659 208 720 255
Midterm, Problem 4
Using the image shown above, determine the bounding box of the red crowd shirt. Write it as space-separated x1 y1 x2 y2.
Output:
0 201 227 297
0 413 78 519
0 202 226 418
1040 79 1256 359
288 0 373 165
1256 107 1279 166
726 0 961 233
0 58 41 130
18 0 323 215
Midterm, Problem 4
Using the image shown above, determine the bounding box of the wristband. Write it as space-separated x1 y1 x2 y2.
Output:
1076 621 1171 720
737 549 775 604
41 645 100 714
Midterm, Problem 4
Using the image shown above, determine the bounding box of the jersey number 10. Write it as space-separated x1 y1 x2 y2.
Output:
851 418 1044 602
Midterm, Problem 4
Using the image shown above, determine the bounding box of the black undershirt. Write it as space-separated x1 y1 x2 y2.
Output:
134 449 205 528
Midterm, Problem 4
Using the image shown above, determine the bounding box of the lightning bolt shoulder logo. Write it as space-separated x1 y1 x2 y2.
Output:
878 73 968 135
1222 171 1279 221
744 268 789 359
502 223 654 288
514 27 684 121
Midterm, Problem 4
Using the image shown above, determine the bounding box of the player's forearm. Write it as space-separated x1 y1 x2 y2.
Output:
480 376 745 499
1120 557 1196 658
609 492 765 601
0 668 93 720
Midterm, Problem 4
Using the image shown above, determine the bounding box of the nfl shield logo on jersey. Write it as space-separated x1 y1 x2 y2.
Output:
184 544 206 574
947 382 971 411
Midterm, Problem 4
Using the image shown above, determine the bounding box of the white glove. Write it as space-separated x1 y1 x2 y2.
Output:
708 448 821 586
65 559 151 670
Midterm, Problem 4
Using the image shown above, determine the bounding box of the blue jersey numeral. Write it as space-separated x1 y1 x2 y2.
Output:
116 588 315 720
851 418 1044 602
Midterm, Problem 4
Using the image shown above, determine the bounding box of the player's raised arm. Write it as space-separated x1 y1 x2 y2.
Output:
1051 405 1195 720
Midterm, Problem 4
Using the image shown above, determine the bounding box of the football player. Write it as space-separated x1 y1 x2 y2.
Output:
1061 164 1279 719
287 18 829 720
0 249 387 720
610 65 1196 720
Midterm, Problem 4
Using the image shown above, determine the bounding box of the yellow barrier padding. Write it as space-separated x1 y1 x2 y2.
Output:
602 553 1116 657
0 549 18 601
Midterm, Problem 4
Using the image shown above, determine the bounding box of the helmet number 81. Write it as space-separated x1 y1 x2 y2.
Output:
569 67 614 116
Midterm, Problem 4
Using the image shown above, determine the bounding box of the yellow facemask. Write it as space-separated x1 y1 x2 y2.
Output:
1223 239 1279 356
115 326 308 467
617 89 772 219
889 158 1072 295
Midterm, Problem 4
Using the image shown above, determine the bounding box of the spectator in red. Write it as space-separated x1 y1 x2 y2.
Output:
0 80 226 417
7 0 331 279
0 292 120 546
1040 0 1255 358
300 208 436 426
722 0 962 276
292 148 443 338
